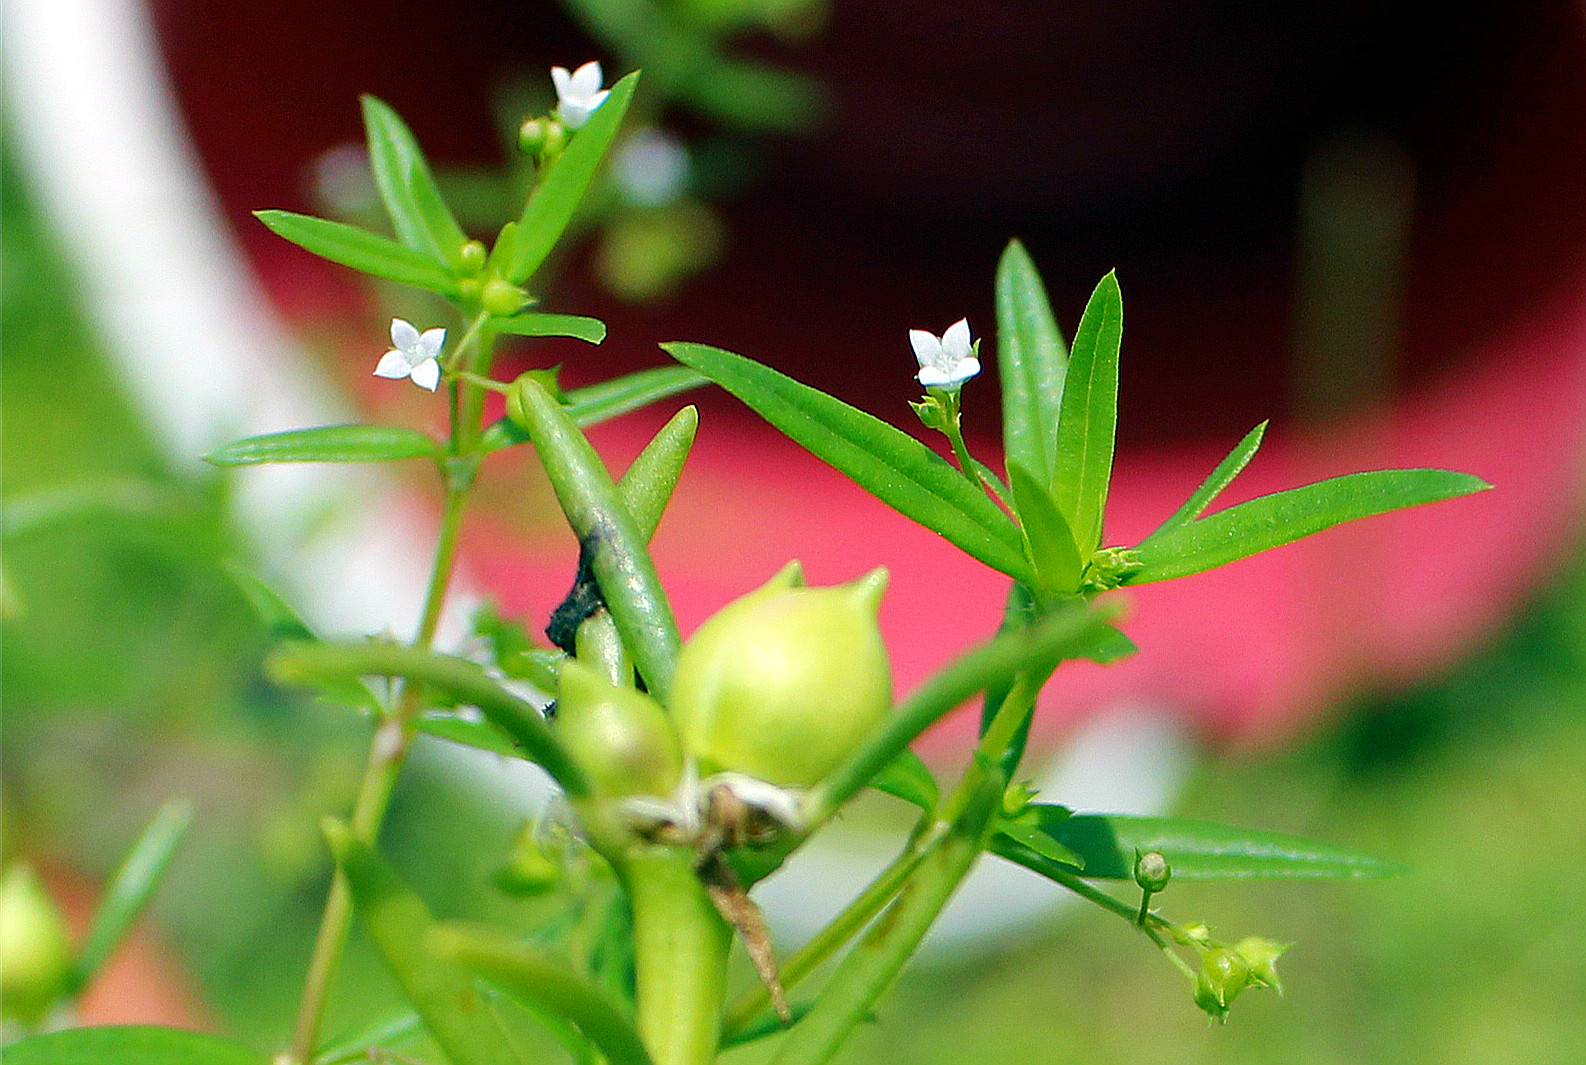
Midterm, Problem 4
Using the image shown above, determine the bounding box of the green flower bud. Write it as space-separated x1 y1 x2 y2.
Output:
505 369 567 433
556 659 684 799
1193 947 1251 1023
0 862 73 1027
670 562 892 787
520 119 551 156
482 277 529 317
458 239 488 275
457 276 483 305
1134 850 1171 893
1234 936 1289 994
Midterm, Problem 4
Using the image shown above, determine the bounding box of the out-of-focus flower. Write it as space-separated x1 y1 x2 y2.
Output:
552 61 610 130
372 318 444 392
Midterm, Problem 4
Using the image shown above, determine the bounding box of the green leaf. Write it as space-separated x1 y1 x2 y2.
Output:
618 405 698 540
361 95 470 269
996 812 1405 880
254 211 460 296
416 713 525 759
868 749 939 810
1126 468 1492 584
1141 421 1267 544
994 818 1084 871
500 380 681 699
664 342 1033 583
494 312 607 344
225 566 381 713
1007 461 1083 596
204 425 439 467
995 240 1068 484
313 1010 423 1065
0 1026 265 1065
810 600 1117 818
481 366 708 453
509 72 640 284
1050 271 1122 556
268 642 587 796
429 924 654 1065
71 799 194 994
325 825 522 1065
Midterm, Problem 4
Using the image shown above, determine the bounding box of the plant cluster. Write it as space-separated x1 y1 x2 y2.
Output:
1 63 1488 1065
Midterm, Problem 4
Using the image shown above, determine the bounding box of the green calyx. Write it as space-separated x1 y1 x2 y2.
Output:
669 561 892 788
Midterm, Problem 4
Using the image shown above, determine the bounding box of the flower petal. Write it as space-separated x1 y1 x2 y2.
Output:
390 317 419 351
953 356 982 384
571 61 603 96
942 318 972 359
550 66 573 98
418 327 447 358
409 358 442 392
909 328 943 368
374 349 413 379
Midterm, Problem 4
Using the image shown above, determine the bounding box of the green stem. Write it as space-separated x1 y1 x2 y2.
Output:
722 823 937 1038
282 323 484 1064
622 848 733 1065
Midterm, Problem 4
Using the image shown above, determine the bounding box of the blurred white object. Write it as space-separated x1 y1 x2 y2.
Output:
3 0 467 643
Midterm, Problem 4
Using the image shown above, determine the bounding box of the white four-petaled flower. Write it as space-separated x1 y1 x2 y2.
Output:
552 61 610 130
910 318 979 389
373 318 445 392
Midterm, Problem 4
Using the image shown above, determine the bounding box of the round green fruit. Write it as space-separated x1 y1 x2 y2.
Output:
669 562 892 788
555 659 684 800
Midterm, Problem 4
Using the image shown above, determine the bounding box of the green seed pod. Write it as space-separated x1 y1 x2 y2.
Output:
482 277 529 317
1134 850 1171 893
555 659 684 799
1233 935 1289 993
1193 947 1251 1022
0 862 73 1027
670 562 892 787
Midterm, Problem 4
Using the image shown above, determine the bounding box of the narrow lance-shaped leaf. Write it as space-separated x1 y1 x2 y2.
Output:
1007 460 1083 597
0 1026 266 1065
361 95 470 269
807 599 1116 821
509 72 640 284
313 1011 423 1065
325 824 521 1065
481 366 708 453
868 749 940 810
1140 421 1267 544
71 799 195 994
429 924 654 1065
511 378 681 698
1050 271 1122 556
1126 468 1492 584
268 641 588 796
204 425 439 466
254 211 459 296
995 240 1068 483
494 312 608 344
993 811 1405 880
664 342 1033 583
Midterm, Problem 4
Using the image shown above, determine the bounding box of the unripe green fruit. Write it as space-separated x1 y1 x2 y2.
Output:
481 277 529 317
1193 947 1251 1021
669 562 892 787
0 862 73 1027
556 660 684 799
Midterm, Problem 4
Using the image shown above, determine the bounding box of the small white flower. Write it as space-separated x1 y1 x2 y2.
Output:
373 318 445 392
910 317 980 389
551 61 611 130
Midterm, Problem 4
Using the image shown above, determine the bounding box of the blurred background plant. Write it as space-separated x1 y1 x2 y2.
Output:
3 0 1583 1061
